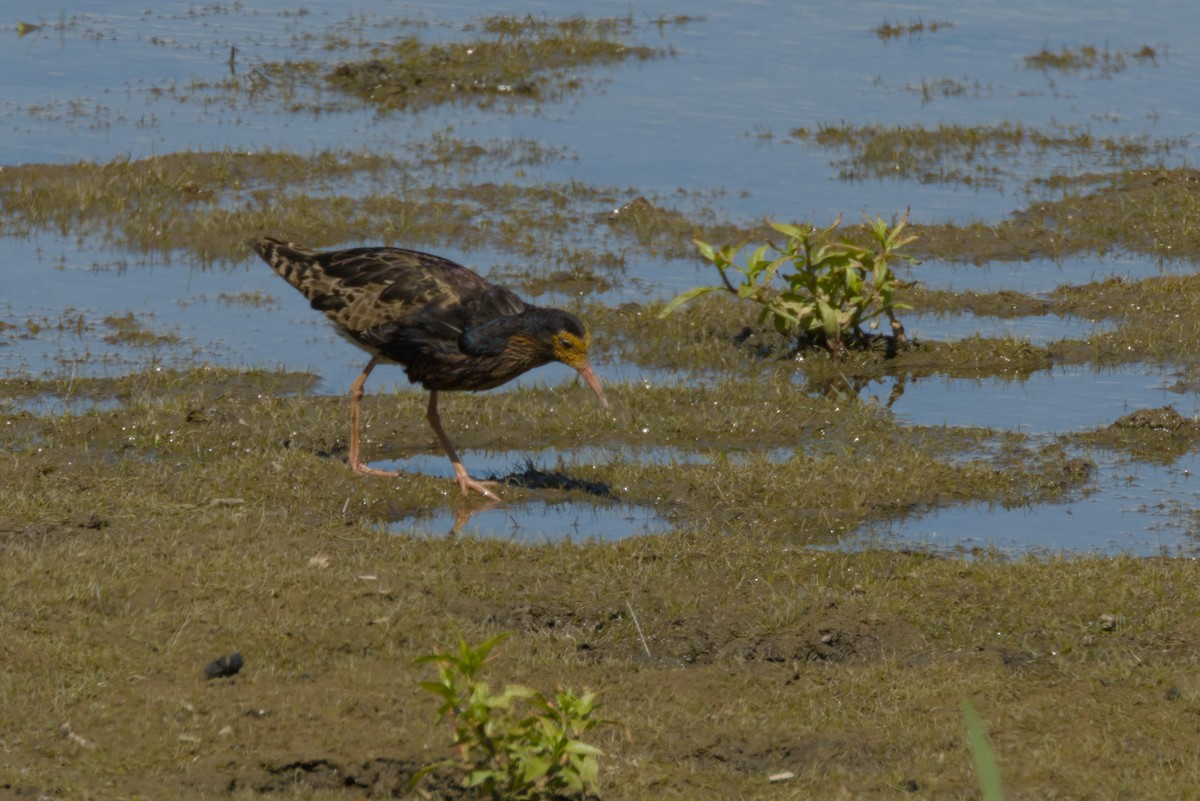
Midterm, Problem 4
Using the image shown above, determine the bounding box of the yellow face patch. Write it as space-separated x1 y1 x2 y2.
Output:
551 329 591 367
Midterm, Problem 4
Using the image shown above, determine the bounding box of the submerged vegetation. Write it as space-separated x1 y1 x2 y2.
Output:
873 17 954 41
1023 43 1160 76
2 143 1197 273
327 15 667 110
790 120 1184 191
0 147 625 264
101 312 181 348
151 12 687 115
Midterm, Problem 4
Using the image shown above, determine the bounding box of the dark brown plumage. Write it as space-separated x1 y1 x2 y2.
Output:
251 236 608 499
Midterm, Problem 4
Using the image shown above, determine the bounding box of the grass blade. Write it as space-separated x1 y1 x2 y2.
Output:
962 700 1004 801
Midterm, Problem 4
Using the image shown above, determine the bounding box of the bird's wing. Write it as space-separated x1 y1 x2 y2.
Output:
329 250 527 356
463 283 527 321
305 248 496 334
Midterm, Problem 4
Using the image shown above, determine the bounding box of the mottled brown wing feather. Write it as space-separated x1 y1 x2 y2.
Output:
251 237 526 342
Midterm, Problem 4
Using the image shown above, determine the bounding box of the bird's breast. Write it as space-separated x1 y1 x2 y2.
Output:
406 347 551 392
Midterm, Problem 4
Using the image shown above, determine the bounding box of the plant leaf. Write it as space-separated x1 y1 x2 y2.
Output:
816 298 840 339
658 285 720 317
694 237 716 263
768 219 808 240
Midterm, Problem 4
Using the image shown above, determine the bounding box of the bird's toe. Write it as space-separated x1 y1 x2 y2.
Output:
351 461 400 478
457 475 502 500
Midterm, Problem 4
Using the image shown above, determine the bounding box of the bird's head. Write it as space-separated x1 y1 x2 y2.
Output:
541 311 609 410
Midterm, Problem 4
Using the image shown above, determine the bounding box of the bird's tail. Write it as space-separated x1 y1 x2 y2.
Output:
250 236 324 296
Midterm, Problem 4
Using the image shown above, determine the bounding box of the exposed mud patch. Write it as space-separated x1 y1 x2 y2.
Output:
242 757 423 796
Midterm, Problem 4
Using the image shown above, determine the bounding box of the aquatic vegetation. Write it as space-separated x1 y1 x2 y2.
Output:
873 17 954 41
101 312 181 348
1024 43 1159 76
790 120 1183 191
326 14 668 111
0 148 623 266
140 13 689 117
905 76 989 104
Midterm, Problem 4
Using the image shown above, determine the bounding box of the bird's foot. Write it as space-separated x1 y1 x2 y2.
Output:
455 473 503 501
350 460 400 478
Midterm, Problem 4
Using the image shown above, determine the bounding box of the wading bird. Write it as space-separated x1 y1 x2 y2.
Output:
252 237 608 500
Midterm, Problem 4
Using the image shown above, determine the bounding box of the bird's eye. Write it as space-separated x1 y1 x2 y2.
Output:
558 337 573 350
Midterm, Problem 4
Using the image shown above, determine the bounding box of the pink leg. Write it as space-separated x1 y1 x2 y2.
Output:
347 358 399 478
426 390 501 500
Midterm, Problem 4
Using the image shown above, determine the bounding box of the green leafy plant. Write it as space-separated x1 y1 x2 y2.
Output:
413 633 611 800
661 212 916 357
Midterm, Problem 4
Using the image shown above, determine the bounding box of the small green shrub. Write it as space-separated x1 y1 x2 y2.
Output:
414 634 611 800
661 213 915 357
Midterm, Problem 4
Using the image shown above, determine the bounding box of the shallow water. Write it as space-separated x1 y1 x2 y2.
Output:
850 449 1200 557
387 500 668 544
914 254 1194 295
867 363 1197 433
5 1 1200 551
904 310 1109 347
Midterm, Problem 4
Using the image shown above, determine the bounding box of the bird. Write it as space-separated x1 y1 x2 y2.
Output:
251 236 608 500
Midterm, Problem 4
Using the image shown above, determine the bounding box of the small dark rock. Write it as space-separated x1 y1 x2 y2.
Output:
901 778 920 792
204 651 244 680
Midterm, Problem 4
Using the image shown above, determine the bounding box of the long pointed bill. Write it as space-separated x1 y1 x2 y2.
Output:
574 359 609 410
